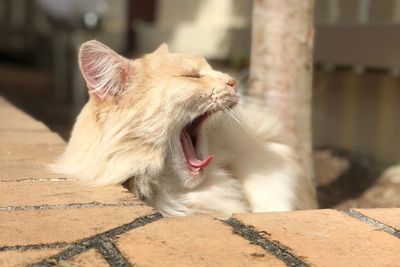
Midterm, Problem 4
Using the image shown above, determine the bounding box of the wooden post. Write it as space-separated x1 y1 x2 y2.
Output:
249 0 315 185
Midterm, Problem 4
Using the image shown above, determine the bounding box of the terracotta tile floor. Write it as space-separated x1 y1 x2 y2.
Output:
0 96 399 267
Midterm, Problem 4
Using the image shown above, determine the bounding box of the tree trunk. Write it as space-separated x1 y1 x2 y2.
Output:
249 0 315 185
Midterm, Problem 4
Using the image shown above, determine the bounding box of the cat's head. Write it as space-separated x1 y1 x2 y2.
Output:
79 40 237 189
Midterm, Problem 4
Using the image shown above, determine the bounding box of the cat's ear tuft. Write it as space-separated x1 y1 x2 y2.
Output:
153 43 169 55
79 40 132 100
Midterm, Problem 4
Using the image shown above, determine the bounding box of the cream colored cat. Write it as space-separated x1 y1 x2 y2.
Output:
53 40 317 217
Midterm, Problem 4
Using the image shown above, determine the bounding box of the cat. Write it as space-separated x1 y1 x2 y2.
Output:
52 40 317 217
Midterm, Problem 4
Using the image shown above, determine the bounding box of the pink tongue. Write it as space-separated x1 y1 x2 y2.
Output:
180 130 213 170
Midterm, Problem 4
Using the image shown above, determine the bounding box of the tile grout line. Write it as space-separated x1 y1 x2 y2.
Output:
30 212 163 266
94 239 132 267
222 218 309 267
0 242 69 253
343 209 400 239
0 201 144 212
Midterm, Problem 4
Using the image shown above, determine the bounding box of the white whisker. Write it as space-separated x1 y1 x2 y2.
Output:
223 97 240 103
210 108 217 130
216 101 255 138
168 139 174 155
218 103 233 127
223 103 243 126
217 102 242 127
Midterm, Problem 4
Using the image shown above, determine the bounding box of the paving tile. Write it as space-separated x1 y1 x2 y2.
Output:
116 215 284 267
0 97 49 132
66 249 109 267
0 143 65 161
4 96 400 267
0 249 61 267
0 144 65 181
0 160 61 181
235 209 400 266
0 96 10 106
0 110 48 132
356 208 400 230
0 181 139 207
0 206 153 246
0 131 64 145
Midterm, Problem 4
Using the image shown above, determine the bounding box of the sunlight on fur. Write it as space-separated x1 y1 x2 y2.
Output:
52 40 317 218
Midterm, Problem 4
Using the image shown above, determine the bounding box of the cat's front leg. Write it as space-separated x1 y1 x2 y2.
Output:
233 142 317 212
239 170 297 212
227 141 304 212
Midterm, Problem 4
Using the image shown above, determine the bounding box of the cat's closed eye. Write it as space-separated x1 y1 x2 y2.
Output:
182 73 202 79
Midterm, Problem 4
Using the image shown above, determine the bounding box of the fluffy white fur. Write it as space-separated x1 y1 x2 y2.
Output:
53 40 316 218
150 103 316 217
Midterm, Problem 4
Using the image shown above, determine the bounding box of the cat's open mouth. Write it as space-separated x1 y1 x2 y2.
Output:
180 112 214 175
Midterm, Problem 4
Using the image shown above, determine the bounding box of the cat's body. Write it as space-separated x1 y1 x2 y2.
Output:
53 40 316 217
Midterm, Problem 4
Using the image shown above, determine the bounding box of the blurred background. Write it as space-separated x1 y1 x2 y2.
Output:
1 0 400 209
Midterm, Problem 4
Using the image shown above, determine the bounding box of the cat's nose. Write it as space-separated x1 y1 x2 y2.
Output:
226 79 237 88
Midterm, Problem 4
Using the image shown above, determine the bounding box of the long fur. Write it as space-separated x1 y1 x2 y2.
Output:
52 40 317 218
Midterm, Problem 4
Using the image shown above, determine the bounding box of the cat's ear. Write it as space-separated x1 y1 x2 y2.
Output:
153 43 169 55
79 40 133 100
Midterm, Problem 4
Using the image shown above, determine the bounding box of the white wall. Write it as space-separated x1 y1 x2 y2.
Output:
134 0 252 59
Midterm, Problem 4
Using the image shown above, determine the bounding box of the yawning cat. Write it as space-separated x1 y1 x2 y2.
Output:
53 40 317 217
